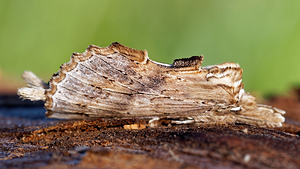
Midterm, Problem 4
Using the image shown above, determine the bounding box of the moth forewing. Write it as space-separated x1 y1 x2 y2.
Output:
18 42 285 128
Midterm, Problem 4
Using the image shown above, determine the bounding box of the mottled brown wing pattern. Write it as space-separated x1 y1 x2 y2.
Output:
18 42 285 127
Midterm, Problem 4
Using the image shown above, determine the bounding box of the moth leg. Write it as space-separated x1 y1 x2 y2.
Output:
170 117 195 124
148 117 195 127
148 117 161 128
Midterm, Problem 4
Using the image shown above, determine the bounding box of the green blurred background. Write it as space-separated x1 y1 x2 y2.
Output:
0 0 299 95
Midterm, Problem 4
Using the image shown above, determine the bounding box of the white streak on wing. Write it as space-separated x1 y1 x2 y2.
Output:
171 119 195 124
151 60 172 67
233 79 242 88
230 107 241 112
206 72 228 79
238 89 245 101
149 117 160 123
203 63 240 70
202 65 216 69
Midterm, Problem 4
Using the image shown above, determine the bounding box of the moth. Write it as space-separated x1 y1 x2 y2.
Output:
18 42 285 127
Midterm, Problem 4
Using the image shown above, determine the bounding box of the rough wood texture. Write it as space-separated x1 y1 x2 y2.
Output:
18 42 285 127
1 90 300 168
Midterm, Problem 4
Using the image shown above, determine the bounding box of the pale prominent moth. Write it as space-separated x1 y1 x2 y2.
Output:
18 42 285 127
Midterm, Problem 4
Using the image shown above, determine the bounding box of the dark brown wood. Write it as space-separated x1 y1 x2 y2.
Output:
1 92 300 169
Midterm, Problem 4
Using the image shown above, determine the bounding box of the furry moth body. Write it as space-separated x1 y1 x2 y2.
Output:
18 42 285 127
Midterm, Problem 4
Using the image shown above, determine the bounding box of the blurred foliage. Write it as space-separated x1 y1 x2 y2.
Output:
0 0 300 95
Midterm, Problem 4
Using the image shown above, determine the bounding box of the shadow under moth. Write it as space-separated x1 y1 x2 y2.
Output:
18 42 285 127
